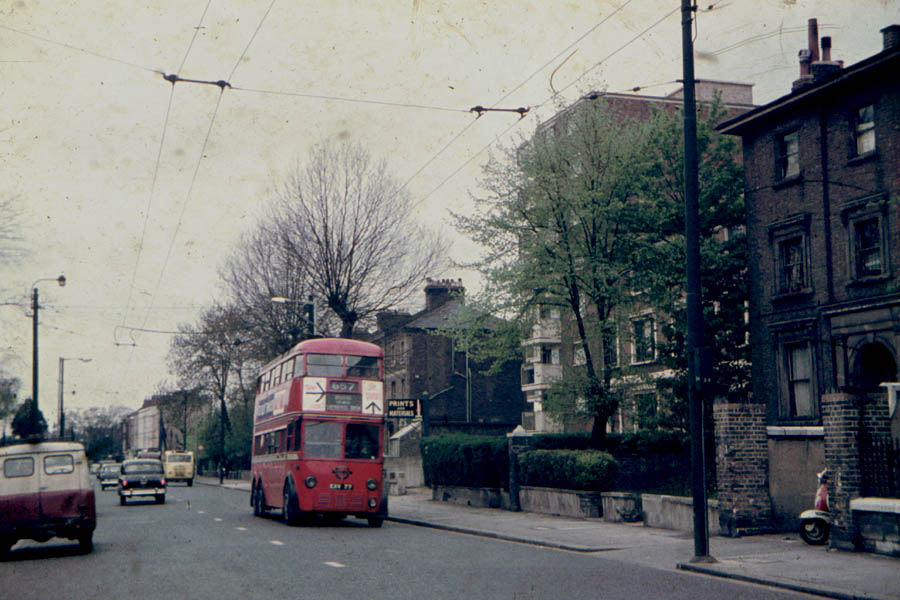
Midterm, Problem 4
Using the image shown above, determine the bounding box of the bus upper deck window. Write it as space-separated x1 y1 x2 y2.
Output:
306 354 344 378
346 356 379 379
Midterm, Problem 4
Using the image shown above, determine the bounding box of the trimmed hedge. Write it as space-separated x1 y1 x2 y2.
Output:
533 430 689 453
532 431 693 495
419 430 696 495
420 434 508 489
518 449 618 492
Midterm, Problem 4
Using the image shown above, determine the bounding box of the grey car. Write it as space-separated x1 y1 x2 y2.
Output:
97 463 121 490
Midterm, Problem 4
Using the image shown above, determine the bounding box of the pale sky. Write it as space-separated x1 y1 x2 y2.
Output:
2 0 897 427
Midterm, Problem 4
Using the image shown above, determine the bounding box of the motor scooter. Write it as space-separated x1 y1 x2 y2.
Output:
799 468 832 545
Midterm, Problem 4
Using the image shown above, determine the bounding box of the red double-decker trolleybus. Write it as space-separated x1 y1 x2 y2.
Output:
250 338 387 527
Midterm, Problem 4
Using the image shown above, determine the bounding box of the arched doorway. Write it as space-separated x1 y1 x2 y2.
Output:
853 342 897 392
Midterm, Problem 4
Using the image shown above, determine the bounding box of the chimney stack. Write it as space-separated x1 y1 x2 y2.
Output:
793 18 842 90
882 25 900 51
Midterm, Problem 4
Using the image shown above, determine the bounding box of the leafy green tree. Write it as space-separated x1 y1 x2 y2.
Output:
12 399 47 440
455 94 747 445
638 98 749 428
455 97 656 448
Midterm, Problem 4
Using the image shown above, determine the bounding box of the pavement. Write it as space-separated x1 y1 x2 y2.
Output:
198 476 899 600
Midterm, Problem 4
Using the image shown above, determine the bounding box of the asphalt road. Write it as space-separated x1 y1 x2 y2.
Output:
1 481 817 600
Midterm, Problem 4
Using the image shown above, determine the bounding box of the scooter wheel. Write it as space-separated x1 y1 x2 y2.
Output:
800 519 829 545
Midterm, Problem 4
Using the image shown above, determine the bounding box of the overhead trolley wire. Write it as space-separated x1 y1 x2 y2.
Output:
111 0 219 395
401 0 634 202
0 23 159 74
414 3 681 209
228 0 276 82
546 4 681 108
230 85 468 113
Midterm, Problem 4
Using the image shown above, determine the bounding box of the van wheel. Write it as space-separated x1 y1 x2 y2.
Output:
156 494 165 504
0 537 13 560
187 479 193 487
78 533 93 553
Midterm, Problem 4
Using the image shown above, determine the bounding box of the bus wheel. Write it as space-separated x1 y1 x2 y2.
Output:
253 485 264 517
367 517 384 528
282 482 300 526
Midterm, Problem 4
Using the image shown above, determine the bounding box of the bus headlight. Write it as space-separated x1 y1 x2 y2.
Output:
305 476 317 489
366 478 377 491
368 498 378 508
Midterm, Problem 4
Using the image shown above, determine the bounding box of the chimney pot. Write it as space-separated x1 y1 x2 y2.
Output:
822 36 832 62
798 48 812 77
808 18 820 63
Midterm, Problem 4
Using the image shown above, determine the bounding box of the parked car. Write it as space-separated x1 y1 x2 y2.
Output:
97 463 121 490
118 459 166 505
0 441 96 558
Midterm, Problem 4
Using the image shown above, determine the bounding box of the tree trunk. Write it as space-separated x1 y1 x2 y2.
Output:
590 412 608 450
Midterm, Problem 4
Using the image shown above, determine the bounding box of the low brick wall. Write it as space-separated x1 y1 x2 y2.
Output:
851 498 900 557
518 486 604 518
641 493 721 535
432 485 507 509
601 492 642 522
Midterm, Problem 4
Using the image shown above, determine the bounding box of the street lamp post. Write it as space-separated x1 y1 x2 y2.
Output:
31 275 66 415
271 295 315 338
58 357 91 439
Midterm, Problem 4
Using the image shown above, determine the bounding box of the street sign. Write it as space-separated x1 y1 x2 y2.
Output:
387 398 418 418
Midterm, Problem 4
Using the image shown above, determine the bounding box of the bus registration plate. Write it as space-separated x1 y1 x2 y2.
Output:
330 483 353 490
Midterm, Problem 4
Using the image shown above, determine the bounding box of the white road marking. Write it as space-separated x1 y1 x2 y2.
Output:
325 562 346 568
270 540 284 546
198 510 206 514
235 527 248 531
214 517 223 522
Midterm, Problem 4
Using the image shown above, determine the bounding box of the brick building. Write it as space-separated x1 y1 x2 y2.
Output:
521 81 754 433
369 278 524 433
718 20 900 543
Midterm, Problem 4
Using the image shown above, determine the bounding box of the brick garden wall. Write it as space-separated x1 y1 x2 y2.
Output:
713 400 774 535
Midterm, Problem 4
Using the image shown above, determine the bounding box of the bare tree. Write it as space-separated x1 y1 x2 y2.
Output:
220 223 325 362
0 196 26 264
275 142 447 338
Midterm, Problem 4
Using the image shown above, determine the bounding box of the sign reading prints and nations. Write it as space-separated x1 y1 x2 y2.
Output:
388 398 418 418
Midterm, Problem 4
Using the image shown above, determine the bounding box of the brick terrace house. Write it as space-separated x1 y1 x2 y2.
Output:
368 278 524 434
521 81 754 434
718 21 900 546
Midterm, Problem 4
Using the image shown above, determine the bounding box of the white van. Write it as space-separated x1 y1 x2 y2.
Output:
163 450 195 486
0 441 97 557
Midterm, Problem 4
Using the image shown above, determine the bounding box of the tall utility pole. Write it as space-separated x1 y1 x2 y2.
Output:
681 0 711 562
31 275 66 414
58 357 91 438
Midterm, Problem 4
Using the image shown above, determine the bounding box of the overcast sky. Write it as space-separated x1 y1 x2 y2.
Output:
2 0 897 425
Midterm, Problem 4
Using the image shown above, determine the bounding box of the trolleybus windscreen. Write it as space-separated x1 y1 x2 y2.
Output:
304 421 342 458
